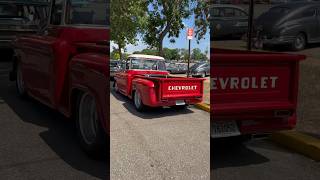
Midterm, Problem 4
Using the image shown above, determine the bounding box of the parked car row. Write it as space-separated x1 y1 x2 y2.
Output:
0 1 49 49
166 63 188 74
110 60 210 78
213 0 316 5
210 2 320 51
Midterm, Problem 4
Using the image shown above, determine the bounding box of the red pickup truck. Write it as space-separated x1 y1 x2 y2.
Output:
114 54 205 111
211 48 305 139
9 0 109 158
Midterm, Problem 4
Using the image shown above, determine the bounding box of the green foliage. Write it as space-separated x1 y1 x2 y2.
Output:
110 50 129 60
133 49 158 55
111 50 120 60
143 0 209 56
163 48 180 60
133 47 207 61
191 48 203 61
110 0 147 59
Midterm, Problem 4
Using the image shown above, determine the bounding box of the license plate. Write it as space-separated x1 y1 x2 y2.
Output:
175 100 186 106
211 121 241 138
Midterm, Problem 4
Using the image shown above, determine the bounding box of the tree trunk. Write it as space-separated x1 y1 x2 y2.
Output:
158 40 163 57
118 44 122 60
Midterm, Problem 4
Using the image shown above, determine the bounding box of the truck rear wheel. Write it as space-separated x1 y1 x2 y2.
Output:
76 92 107 159
134 90 146 111
16 62 27 97
113 81 119 92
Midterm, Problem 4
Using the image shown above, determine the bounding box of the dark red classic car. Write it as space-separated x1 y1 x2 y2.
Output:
9 0 109 158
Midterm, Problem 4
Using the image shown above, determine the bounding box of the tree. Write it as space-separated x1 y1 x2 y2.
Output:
143 0 209 56
133 49 158 55
111 50 120 60
163 48 180 60
110 0 147 59
180 48 189 62
191 48 202 61
191 48 208 61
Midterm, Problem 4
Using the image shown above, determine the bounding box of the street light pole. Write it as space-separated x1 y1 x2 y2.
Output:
187 39 191 77
186 28 193 77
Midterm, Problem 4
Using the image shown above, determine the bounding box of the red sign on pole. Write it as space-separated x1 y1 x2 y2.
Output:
187 28 193 40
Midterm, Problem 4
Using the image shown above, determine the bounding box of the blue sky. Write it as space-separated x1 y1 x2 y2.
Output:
111 4 210 58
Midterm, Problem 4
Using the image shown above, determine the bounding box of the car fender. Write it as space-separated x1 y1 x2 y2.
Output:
279 23 306 39
131 78 155 104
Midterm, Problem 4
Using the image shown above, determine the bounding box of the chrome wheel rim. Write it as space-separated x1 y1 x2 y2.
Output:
295 35 305 50
134 91 141 108
79 93 99 145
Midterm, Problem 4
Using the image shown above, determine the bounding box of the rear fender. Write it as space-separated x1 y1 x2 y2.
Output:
69 53 109 134
131 78 155 102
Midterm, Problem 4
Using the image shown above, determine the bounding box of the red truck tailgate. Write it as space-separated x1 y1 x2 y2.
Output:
211 49 305 115
159 78 204 100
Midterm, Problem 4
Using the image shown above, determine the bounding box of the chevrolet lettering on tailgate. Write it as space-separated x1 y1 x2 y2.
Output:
211 48 306 139
211 76 279 90
168 85 198 91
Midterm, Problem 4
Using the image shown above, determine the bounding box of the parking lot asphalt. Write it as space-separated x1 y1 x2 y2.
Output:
110 83 210 180
0 61 107 179
212 138 320 180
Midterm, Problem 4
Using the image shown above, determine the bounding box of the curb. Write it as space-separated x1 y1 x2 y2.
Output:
195 103 210 112
270 130 320 161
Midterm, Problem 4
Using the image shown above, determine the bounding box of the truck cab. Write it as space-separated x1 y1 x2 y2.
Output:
10 0 109 158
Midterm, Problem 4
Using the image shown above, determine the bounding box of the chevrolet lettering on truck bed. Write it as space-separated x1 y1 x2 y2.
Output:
9 0 109 158
211 49 305 139
114 54 205 111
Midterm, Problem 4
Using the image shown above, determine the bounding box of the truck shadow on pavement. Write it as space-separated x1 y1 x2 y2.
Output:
110 88 195 119
0 74 108 179
211 138 270 170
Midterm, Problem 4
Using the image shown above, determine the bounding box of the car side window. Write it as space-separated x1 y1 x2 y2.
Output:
50 0 63 25
212 8 220 17
234 9 246 17
158 61 166 71
224 8 235 17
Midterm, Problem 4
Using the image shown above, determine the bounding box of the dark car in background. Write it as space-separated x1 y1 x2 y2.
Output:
110 60 121 79
210 4 248 40
0 1 49 49
166 63 188 74
190 62 210 77
255 2 320 51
